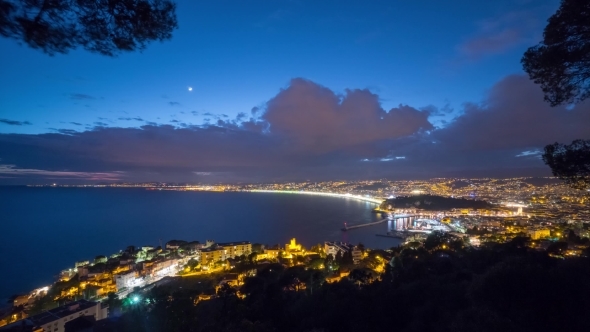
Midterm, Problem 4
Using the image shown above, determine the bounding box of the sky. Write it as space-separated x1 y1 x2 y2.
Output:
0 0 588 184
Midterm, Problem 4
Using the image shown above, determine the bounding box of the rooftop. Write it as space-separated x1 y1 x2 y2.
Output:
29 299 99 325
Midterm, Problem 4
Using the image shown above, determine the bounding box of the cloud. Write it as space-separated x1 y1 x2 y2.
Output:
118 117 144 121
516 150 542 157
457 10 541 60
1 76 587 184
0 119 32 126
433 75 590 152
258 78 433 154
421 103 454 117
70 122 83 126
49 129 78 135
169 101 181 106
70 93 96 100
0 164 122 181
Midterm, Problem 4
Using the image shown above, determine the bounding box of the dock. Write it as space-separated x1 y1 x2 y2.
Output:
341 218 388 231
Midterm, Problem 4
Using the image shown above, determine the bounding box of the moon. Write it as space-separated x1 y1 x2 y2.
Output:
188 87 193 91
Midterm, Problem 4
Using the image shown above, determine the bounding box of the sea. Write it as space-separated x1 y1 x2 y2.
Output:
0 187 401 300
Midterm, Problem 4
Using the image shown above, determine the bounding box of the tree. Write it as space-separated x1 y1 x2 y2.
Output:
521 0 590 106
0 0 177 56
104 292 122 316
349 269 371 288
542 140 590 191
424 231 452 251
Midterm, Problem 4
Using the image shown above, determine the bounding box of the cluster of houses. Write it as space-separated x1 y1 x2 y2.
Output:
0 238 370 332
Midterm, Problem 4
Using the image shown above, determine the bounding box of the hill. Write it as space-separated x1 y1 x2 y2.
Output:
380 194 493 211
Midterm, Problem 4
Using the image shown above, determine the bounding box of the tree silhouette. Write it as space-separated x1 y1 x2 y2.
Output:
521 0 590 106
543 139 590 191
0 0 177 56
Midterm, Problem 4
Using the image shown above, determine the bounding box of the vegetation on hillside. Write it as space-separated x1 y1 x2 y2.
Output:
100 235 590 332
379 195 493 211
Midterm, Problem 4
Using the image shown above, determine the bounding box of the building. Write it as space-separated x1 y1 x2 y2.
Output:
285 238 302 253
324 242 354 258
527 228 551 240
200 247 225 266
114 271 141 291
218 241 252 258
152 259 179 277
1 300 107 332
263 245 281 260
200 241 252 265
351 246 363 265
165 240 187 250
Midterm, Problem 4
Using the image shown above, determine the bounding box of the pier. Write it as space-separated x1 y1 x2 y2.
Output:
341 218 388 231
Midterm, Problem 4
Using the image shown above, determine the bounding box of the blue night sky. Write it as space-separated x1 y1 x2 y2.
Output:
1 0 589 184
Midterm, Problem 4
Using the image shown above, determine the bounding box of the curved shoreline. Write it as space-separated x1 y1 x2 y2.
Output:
248 189 384 205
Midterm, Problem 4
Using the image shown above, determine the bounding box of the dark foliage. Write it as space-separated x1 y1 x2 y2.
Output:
0 0 177 56
521 0 590 106
381 195 492 211
105 243 590 332
543 139 590 191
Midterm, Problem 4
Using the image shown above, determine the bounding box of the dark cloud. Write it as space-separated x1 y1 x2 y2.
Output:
56 129 78 135
421 103 454 116
118 117 144 121
70 122 83 126
169 101 181 106
236 112 247 121
1 76 586 184
259 78 432 154
191 111 199 116
70 93 96 100
457 10 541 60
0 119 32 126
433 75 590 151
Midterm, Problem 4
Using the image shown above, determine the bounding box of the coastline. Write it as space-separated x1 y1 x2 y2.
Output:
248 189 383 205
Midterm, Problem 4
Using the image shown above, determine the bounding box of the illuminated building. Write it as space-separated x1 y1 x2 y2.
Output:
324 242 354 258
200 247 224 265
200 241 252 265
285 238 302 252
115 271 140 292
527 228 551 240
1 299 107 332
352 246 363 265
260 245 281 261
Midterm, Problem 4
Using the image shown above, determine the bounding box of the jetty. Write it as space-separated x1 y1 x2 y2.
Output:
341 218 387 231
